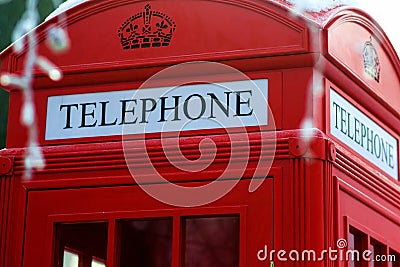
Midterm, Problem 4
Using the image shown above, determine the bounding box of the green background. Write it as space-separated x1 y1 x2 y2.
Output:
0 0 64 149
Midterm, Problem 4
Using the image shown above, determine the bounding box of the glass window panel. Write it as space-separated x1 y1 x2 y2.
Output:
182 215 240 267
55 222 108 267
349 232 355 267
92 259 106 267
63 251 79 267
349 226 366 267
370 238 385 267
389 250 400 267
370 244 375 267
118 218 173 267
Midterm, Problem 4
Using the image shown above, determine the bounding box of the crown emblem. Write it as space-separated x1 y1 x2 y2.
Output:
118 4 176 50
363 37 380 82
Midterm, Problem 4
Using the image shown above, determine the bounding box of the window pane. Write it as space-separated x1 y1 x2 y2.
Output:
182 216 240 267
370 238 385 267
349 227 367 267
92 259 106 267
55 222 108 267
349 232 355 267
63 251 79 267
118 218 173 267
370 244 375 267
389 250 400 267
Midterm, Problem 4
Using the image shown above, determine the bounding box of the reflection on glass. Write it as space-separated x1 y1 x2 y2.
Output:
118 218 173 267
55 222 108 267
61 252 105 267
349 232 355 267
349 227 367 267
370 244 375 267
182 215 240 267
91 259 106 267
370 239 385 267
63 251 78 267
389 250 400 267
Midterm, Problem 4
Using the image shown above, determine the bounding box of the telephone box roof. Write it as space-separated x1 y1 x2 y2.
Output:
0 0 399 91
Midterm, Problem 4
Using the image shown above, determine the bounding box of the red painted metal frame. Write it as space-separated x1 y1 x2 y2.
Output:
27 180 269 266
0 1 400 267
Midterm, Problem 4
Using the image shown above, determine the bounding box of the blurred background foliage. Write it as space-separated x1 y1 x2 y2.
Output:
0 0 63 149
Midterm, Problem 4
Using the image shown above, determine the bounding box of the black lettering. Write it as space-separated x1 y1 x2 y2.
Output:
208 92 231 118
347 112 354 140
388 144 395 169
340 108 347 135
157 96 181 122
332 102 341 129
141 98 157 123
184 94 206 120
79 102 97 128
119 100 137 125
361 123 367 147
366 128 374 154
380 138 388 165
354 118 361 144
374 134 381 158
99 101 117 126
60 104 78 129
235 90 253 116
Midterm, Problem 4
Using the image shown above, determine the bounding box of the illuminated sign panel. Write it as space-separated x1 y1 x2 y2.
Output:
330 89 398 180
45 79 268 140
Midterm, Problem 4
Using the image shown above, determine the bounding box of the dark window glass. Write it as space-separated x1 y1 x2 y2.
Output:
370 243 376 267
182 216 240 267
118 218 173 267
349 227 367 267
389 249 400 267
370 239 385 267
55 222 108 267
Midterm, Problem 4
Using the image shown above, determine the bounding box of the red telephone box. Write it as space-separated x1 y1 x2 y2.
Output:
1 0 399 266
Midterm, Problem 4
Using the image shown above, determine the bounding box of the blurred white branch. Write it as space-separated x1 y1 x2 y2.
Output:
0 0 70 178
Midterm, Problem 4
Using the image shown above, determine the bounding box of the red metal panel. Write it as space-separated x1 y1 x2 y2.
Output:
324 9 400 116
0 1 399 267
334 148 400 254
5 0 309 74
325 80 400 182
23 179 273 267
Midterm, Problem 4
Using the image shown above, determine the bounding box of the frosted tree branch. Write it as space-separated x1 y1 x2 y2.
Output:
284 0 360 152
285 0 358 13
0 0 69 178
